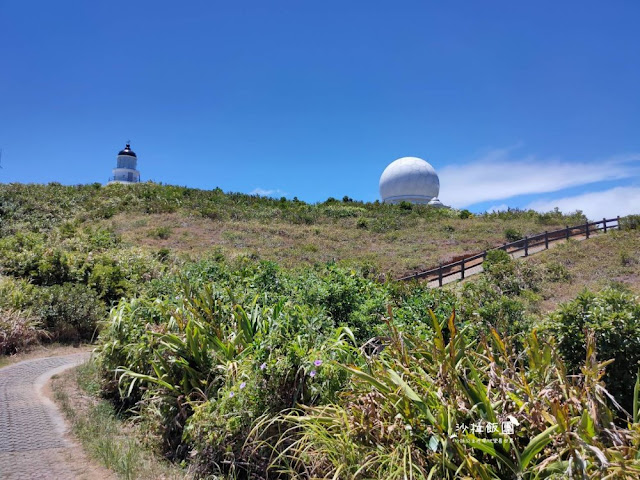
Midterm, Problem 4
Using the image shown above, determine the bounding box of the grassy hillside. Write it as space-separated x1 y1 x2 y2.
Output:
443 230 640 313
0 182 586 276
529 230 640 308
3 182 640 478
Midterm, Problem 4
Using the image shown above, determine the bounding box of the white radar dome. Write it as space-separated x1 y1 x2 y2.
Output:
379 156 440 204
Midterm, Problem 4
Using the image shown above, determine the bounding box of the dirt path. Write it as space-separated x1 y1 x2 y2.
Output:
0 352 111 480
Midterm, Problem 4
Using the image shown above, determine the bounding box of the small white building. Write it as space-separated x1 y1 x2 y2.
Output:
108 143 140 184
379 156 443 205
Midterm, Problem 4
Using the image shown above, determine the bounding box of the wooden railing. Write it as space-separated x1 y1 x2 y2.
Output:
399 216 621 284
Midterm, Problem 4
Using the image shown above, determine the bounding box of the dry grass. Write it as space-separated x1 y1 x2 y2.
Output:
106 212 577 276
0 308 48 356
52 360 193 480
528 230 640 311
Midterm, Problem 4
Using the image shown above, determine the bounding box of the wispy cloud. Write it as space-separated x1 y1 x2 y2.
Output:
526 186 640 220
249 187 288 197
439 147 640 208
487 204 509 213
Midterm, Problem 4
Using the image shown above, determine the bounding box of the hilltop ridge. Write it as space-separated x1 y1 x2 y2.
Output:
0 182 586 275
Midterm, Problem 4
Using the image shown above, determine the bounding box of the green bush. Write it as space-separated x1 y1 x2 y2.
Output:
86 259 131 303
504 227 522 242
545 261 571 282
458 208 472 219
0 278 105 343
620 214 640 231
545 287 640 410
482 250 542 296
265 313 638 479
484 248 511 267
458 277 530 338
29 283 106 342
149 226 172 239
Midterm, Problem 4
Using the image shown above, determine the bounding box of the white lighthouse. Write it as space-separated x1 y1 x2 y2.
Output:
108 143 140 184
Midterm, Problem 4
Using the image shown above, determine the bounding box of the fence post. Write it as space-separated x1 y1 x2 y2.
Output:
603 218 607 233
566 226 570 240
617 215 621 229
438 264 443 287
524 236 529 257
544 231 549 249
460 258 465 280
585 220 590 239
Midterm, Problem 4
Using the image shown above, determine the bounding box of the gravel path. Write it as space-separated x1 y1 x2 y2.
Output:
0 352 91 480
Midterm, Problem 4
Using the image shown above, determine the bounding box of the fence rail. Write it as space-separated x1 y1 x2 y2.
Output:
399 216 621 284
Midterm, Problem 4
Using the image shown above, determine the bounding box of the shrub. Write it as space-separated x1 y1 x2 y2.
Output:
458 277 530 338
37 248 73 285
86 259 131 303
30 283 106 342
263 312 637 479
149 226 172 239
482 250 542 296
356 217 368 229
620 250 637 266
322 205 365 218
156 248 171 262
484 248 511 267
86 227 121 249
545 261 571 282
504 227 522 242
0 308 47 355
98 279 354 472
458 208 472 219
620 214 640 231
545 287 640 410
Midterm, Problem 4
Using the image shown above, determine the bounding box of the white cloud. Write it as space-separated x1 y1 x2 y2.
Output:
526 186 640 220
249 187 288 197
439 147 640 208
487 203 509 212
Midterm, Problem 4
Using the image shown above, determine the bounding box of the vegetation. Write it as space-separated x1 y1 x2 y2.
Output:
93 253 640 478
545 287 640 412
260 315 640 479
0 307 46 355
1 182 639 478
0 182 586 277
52 359 190 479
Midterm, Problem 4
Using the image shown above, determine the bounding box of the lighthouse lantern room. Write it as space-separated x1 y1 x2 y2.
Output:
108 143 140 184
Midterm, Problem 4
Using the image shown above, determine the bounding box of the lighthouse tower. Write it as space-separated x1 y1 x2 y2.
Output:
108 143 140 184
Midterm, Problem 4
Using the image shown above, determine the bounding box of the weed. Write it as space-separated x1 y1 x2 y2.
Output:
0 308 48 354
53 361 192 480
504 227 522 242
149 226 172 240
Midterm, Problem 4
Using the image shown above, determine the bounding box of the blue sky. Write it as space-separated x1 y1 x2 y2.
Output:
1 1 639 219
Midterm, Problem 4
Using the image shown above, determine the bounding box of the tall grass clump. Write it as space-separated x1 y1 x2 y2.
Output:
96 268 360 474
260 310 640 479
0 308 47 355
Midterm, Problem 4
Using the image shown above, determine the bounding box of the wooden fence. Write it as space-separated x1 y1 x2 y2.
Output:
399 216 621 285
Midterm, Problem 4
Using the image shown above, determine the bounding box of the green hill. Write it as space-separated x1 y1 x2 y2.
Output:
2 182 640 479
0 182 586 275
